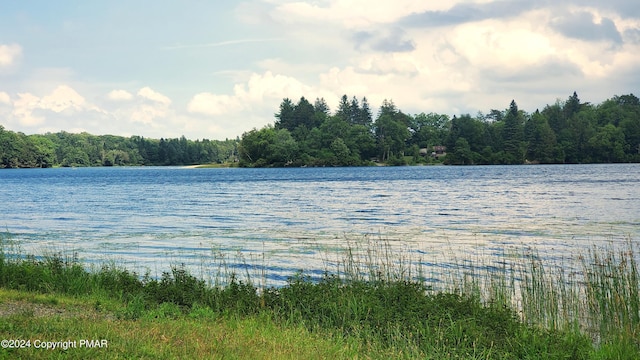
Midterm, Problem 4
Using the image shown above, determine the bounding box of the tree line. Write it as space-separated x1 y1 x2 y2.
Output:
2 91 639 168
0 129 238 168
238 92 640 166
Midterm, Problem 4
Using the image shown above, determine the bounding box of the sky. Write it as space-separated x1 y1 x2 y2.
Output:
0 1 638 140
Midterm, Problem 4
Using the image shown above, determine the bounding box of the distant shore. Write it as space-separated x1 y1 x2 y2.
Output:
182 163 239 169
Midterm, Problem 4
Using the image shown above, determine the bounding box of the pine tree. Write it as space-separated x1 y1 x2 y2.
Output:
274 98 295 131
359 97 373 127
335 95 351 122
502 100 525 164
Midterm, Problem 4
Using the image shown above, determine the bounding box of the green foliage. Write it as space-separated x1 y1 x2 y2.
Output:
374 102 411 162
502 100 526 164
262 275 544 356
240 92 640 167
447 138 474 165
0 127 238 168
2 92 639 168
525 110 557 163
242 95 381 167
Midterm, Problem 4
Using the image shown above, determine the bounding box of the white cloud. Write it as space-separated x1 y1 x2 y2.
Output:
187 71 315 117
10 85 107 128
0 44 22 67
137 87 171 105
107 89 134 101
130 104 170 125
3 85 179 137
187 93 242 116
120 87 174 125
183 71 350 138
355 53 420 76
39 85 87 113
12 92 44 126
0 91 10 104
445 15 556 73
239 71 314 102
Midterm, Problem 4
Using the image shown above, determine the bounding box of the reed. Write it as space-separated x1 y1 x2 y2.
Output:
511 239 640 347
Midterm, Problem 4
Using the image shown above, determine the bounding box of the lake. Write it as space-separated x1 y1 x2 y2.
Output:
1 164 638 286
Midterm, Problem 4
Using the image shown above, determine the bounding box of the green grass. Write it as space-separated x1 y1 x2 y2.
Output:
0 288 364 359
1 234 639 359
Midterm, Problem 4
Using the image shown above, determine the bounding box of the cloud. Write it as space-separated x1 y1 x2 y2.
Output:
187 71 313 117
2 1 639 142
121 87 173 125
268 1 436 28
10 85 106 127
184 71 350 137
4 85 178 136
107 86 175 126
551 11 623 44
352 28 416 53
39 85 88 113
483 58 582 84
12 93 44 126
0 91 10 104
130 104 170 125
400 1 537 28
0 43 22 68
107 89 134 101
582 0 640 19
137 87 171 105
353 53 420 76
187 93 241 116
624 28 640 43
440 15 558 73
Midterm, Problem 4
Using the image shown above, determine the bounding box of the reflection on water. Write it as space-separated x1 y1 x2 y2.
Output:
1 164 638 286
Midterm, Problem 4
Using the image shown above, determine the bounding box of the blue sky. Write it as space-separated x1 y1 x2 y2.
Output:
1 1 638 140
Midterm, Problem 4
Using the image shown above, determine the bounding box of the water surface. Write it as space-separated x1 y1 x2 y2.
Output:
1 164 638 285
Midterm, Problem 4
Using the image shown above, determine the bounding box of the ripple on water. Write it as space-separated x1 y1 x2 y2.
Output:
1 164 639 286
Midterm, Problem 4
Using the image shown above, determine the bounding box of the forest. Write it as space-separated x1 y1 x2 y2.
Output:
1 91 639 168
0 129 238 168
238 92 640 166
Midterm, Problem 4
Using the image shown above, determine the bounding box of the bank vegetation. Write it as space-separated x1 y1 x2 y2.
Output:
1 235 638 359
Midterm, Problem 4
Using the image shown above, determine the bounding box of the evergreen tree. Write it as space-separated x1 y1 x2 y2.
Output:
314 97 330 116
377 99 398 118
358 97 373 127
274 98 296 131
502 100 525 164
564 91 581 120
335 95 351 122
349 96 360 125
524 110 556 163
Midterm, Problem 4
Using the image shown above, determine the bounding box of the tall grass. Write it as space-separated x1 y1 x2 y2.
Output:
1 232 639 358
516 239 640 347
330 237 425 284
325 235 640 355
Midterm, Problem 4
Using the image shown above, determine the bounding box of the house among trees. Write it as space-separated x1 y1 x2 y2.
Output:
420 146 447 159
432 146 446 159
